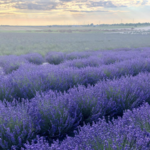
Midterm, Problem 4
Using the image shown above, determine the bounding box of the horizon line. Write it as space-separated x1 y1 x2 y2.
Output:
1 22 150 27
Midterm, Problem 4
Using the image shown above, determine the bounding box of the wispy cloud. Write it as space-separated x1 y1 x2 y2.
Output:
141 0 149 5
0 0 150 12
0 12 14 15
14 1 57 10
87 1 118 8
68 9 109 12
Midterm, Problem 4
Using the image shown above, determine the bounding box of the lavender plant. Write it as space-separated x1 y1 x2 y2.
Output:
0 100 35 150
65 51 92 60
122 102 150 134
28 91 82 141
45 52 65 65
21 53 45 65
0 55 27 74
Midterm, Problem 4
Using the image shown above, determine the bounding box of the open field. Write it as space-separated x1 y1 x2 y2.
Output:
1 30 150 56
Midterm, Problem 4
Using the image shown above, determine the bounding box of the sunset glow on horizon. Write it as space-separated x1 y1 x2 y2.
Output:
0 0 150 25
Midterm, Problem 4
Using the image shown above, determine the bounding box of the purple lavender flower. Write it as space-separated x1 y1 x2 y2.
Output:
21 53 45 65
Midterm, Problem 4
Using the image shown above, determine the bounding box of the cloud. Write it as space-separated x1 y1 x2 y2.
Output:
0 0 150 12
59 0 73 2
0 12 14 15
0 0 18 5
68 9 109 13
0 0 58 10
141 0 148 5
88 1 117 8
14 1 57 10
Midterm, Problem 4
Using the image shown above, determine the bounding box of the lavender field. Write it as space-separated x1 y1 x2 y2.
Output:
1 47 150 150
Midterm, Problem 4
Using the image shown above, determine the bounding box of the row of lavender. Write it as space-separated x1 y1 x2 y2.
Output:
1 56 150 101
0 48 150 75
1 72 150 149
25 102 150 150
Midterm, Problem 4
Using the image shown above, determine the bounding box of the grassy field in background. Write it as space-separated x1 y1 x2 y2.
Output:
0 25 150 56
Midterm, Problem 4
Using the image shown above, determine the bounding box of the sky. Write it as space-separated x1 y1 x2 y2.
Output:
0 0 150 25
